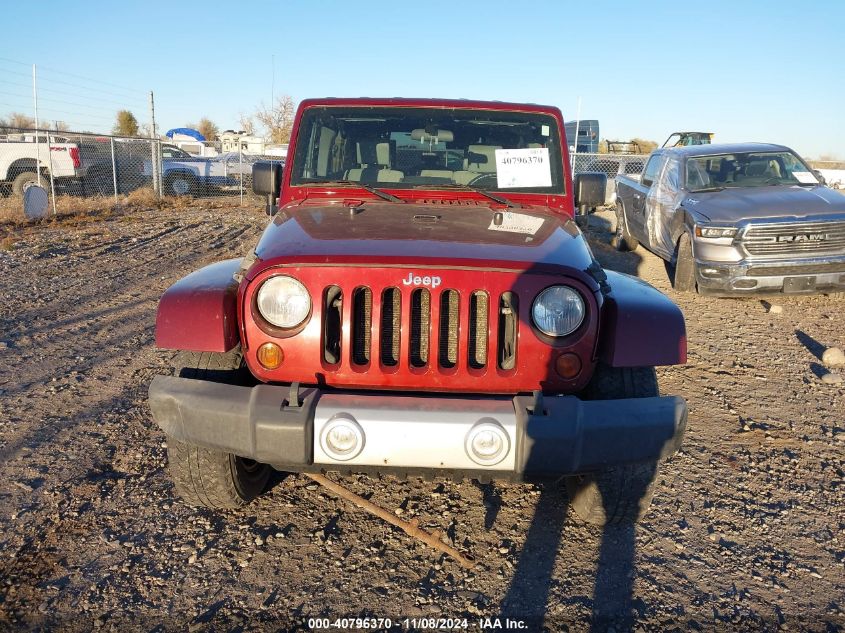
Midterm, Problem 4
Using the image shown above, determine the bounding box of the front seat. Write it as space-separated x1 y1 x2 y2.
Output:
454 144 501 185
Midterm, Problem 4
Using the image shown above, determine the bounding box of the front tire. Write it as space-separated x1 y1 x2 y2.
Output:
672 233 696 292
12 171 43 196
612 200 639 251
164 172 198 197
565 365 660 525
165 349 271 509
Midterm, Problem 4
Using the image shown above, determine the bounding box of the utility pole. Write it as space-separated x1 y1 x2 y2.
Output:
32 64 41 187
149 90 160 196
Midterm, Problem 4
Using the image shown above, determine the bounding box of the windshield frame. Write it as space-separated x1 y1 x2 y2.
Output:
288 105 566 196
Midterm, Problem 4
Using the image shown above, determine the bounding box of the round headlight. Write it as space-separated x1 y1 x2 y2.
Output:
256 276 311 329
532 286 585 337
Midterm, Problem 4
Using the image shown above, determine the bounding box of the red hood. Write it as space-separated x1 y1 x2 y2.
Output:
250 201 596 280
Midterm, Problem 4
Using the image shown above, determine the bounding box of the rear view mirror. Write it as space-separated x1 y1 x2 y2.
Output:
252 161 283 215
574 172 607 211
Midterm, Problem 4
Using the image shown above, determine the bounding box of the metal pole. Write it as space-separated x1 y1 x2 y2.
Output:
46 131 57 216
32 64 41 187
239 143 243 206
110 137 119 206
572 97 582 174
148 90 159 196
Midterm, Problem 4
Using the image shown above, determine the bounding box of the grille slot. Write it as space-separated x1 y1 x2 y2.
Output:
438 290 459 368
743 221 845 256
409 289 431 367
498 292 518 370
323 286 342 364
380 288 401 366
468 291 488 369
351 287 372 365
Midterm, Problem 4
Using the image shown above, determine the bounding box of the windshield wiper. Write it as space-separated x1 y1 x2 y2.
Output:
693 186 726 193
312 180 404 203
434 184 519 208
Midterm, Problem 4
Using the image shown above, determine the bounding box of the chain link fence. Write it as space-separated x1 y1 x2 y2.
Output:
2 130 840 214
0 127 285 214
572 152 649 206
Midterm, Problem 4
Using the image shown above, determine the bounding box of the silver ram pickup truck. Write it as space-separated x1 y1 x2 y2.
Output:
614 143 845 296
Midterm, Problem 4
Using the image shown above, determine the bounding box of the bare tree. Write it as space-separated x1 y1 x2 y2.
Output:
2 112 36 129
114 110 140 136
238 112 255 135
254 95 296 144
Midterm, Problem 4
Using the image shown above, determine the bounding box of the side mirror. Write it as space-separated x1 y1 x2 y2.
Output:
252 161 283 215
574 171 607 213
813 170 826 186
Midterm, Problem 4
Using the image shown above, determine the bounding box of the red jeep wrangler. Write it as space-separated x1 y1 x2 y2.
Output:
149 98 687 525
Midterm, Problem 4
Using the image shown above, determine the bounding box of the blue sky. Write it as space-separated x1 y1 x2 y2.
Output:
1 0 843 158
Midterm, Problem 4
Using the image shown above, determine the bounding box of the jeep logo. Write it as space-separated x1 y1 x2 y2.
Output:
776 234 828 243
403 272 441 288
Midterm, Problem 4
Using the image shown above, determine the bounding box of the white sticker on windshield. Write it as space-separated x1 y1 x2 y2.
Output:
792 171 818 184
495 148 552 188
487 211 545 235
541 125 550 137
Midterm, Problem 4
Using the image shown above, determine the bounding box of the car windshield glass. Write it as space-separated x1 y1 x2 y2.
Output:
289 105 564 194
685 151 819 191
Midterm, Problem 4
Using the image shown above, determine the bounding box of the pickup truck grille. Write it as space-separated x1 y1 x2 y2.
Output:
338 285 499 372
743 221 845 256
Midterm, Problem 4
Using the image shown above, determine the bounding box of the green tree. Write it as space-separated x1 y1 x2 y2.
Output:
113 110 139 136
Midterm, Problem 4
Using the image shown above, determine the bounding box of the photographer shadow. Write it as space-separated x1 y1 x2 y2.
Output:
497 232 671 631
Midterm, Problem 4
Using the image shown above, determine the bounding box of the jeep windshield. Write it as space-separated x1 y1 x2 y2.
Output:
289 106 565 195
686 151 820 192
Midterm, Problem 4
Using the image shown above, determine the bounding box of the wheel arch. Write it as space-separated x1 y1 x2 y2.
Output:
156 258 242 352
597 270 687 367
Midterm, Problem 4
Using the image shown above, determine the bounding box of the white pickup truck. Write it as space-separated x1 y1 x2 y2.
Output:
143 144 258 196
0 133 82 195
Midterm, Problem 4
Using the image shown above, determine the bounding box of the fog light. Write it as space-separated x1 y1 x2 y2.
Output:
555 352 581 379
465 419 510 466
257 342 283 369
320 415 365 461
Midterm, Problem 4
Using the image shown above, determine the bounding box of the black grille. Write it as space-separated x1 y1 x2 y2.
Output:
339 286 515 371
351 287 371 365
380 288 401 366
439 290 459 368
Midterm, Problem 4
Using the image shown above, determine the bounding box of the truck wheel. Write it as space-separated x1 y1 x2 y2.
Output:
165 173 197 197
166 350 271 509
12 171 42 196
612 201 638 251
565 365 660 525
672 233 696 292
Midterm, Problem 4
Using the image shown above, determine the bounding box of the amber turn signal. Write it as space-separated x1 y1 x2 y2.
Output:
257 342 284 369
554 352 581 379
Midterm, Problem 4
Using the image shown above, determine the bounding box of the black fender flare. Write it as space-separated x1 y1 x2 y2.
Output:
598 270 687 367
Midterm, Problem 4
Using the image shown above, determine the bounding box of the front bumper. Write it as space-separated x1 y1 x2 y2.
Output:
148 376 687 479
695 255 845 296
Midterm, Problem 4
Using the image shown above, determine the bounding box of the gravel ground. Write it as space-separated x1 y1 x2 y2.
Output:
0 203 843 631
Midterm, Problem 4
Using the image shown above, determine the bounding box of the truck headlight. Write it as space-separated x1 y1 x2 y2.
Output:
256 275 311 329
531 286 585 337
695 226 737 238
